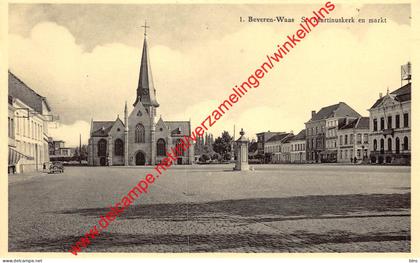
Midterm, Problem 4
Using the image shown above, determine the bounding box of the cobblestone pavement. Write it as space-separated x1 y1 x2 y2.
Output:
8 164 410 252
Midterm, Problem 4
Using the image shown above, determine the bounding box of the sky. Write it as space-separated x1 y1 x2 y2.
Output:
8 3 411 146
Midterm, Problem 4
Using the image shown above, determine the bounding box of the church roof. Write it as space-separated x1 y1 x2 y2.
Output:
308 102 361 122
8 71 51 114
91 121 115 137
164 121 191 137
134 36 159 107
370 82 411 109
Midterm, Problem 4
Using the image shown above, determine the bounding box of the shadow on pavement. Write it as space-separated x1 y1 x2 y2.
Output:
55 193 410 222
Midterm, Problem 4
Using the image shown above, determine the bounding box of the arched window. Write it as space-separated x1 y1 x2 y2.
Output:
395 137 400 154
98 139 107 156
380 139 384 153
403 136 409 151
157 138 166 156
114 139 124 156
387 138 392 152
373 139 377 151
135 123 145 143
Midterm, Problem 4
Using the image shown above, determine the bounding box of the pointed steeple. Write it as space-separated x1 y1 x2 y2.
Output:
134 21 159 108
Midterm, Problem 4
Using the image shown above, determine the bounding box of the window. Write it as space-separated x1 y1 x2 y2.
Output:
403 113 409 127
387 116 392 129
114 139 124 156
350 134 354 144
135 123 145 143
373 139 377 151
395 137 400 154
387 138 392 152
357 134 362 144
157 138 166 156
339 135 343 145
373 119 377 131
380 117 384 130
344 135 348 145
395 115 400 128
380 139 384 153
363 134 368 144
403 136 409 151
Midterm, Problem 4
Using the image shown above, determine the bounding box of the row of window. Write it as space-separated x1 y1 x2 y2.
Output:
97 138 186 157
373 113 409 131
339 148 368 160
16 140 43 158
307 138 324 150
306 125 325 136
14 116 43 141
292 143 305 152
339 133 369 146
372 136 409 153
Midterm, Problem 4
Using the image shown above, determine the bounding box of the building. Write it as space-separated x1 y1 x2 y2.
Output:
368 83 411 164
48 138 76 160
88 30 194 166
279 135 294 163
264 133 293 163
8 71 53 173
305 102 361 163
337 117 370 163
256 131 286 163
290 129 306 163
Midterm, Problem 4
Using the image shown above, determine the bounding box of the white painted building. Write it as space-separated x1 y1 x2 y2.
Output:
368 83 411 164
8 72 53 173
337 117 370 163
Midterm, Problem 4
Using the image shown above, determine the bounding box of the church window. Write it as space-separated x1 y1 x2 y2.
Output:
137 110 142 117
114 139 124 156
135 123 145 143
157 139 166 156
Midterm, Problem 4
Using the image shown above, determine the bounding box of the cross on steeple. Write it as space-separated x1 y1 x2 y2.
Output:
142 20 150 37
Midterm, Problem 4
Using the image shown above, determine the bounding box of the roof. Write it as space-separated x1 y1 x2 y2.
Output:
134 37 159 107
8 71 51 114
340 117 370 130
370 82 411 109
281 134 295 143
309 102 361 122
164 121 191 136
91 121 115 137
266 133 293 143
290 129 306 141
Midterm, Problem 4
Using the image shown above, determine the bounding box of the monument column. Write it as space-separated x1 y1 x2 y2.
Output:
234 128 249 171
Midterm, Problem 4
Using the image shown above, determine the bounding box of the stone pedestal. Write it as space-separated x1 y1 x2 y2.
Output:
234 128 249 171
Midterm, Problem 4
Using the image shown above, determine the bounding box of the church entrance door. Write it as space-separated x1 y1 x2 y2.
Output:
135 151 146 165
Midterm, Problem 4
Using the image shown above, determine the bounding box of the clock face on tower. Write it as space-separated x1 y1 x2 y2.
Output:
142 89 149 95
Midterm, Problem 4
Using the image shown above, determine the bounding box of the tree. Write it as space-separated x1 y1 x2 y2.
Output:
212 153 220 161
200 153 210 163
212 131 233 161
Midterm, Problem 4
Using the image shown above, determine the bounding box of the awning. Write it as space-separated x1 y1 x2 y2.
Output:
8 147 32 166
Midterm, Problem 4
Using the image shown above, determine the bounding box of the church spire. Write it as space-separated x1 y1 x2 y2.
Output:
133 20 159 108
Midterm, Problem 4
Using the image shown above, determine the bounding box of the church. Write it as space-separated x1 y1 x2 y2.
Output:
87 27 194 166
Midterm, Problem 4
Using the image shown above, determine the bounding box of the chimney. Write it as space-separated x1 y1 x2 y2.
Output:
379 92 383 98
311 110 316 118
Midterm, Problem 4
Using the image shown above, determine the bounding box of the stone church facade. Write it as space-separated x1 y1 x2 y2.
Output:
88 32 194 166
